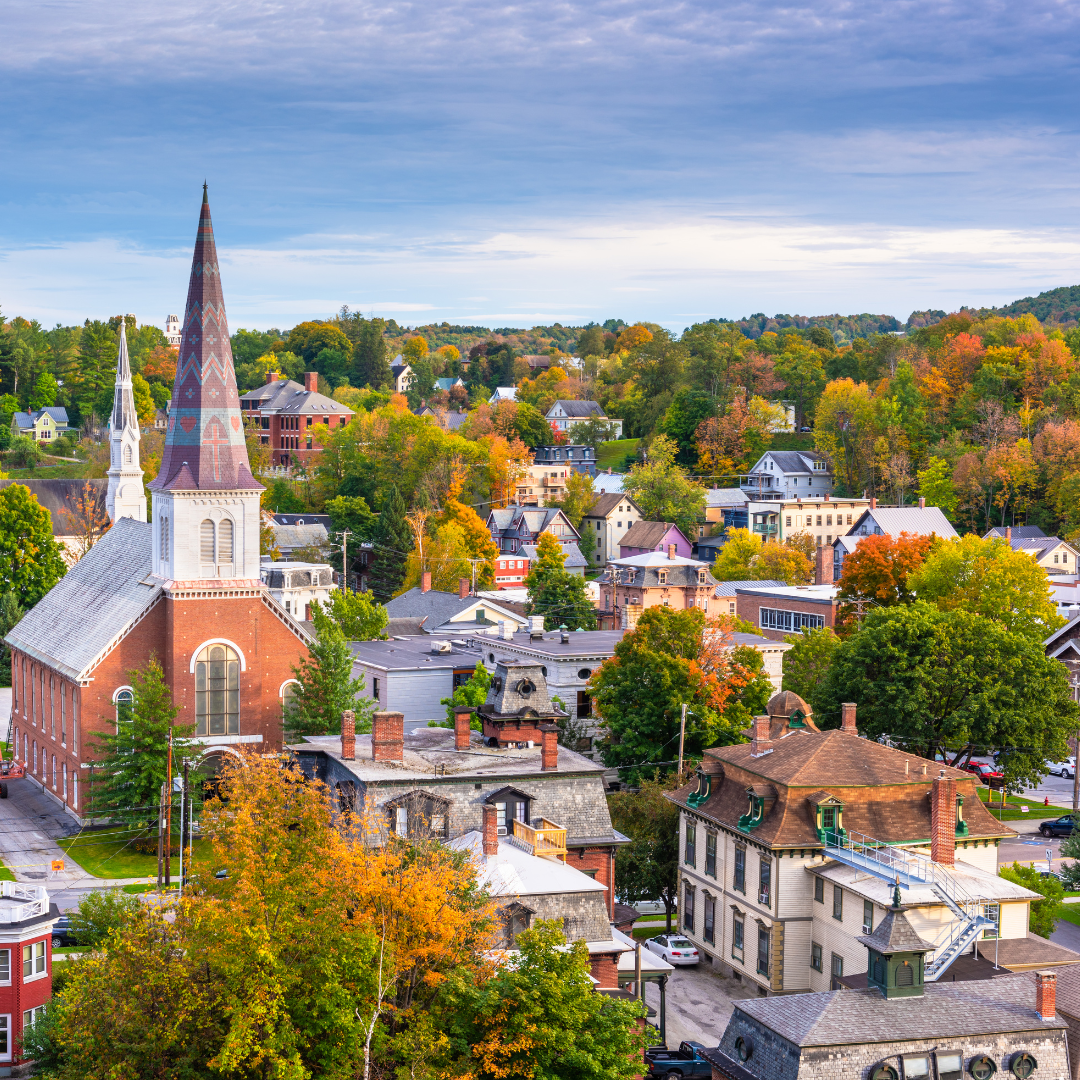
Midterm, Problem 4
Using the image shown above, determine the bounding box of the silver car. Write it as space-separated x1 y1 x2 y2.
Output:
646 934 700 966
1048 757 1077 779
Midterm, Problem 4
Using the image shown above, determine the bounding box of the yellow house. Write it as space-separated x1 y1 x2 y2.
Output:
11 407 70 442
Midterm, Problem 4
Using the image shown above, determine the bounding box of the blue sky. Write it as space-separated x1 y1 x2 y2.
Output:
3 0 1080 333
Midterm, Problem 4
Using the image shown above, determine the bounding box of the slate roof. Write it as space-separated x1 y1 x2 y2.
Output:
620 520 688 550
384 616 428 636
390 362 410 378
270 523 328 551
384 588 525 628
239 379 352 419
488 505 579 541
706 487 749 507
979 938 1080 970
762 450 827 474
723 973 1061 1048
856 907 934 953
4 517 159 681
0 479 107 537
520 541 587 569
271 513 332 528
547 399 604 418
713 579 787 596
668 729 1012 847
852 506 958 540
12 407 69 430
597 561 715 588
985 526 1047 540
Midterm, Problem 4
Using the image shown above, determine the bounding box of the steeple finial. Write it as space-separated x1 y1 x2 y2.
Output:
203 181 208 203
893 880 902 910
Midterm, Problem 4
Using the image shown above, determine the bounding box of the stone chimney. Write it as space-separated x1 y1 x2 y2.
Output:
931 772 957 866
421 571 432 593
482 803 499 856
668 543 677 559
541 723 559 770
454 708 472 751
1036 970 1057 1020
341 709 355 760
840 702 857 735
918 497 925 509
815 545 834 586
459 577 470 599
372 711 404 762
870 496 877 510
305 371 318 392
750 714 772 757
499 620 515 640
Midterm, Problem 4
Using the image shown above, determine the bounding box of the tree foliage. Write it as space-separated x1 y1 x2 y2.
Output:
621 434 705 540
781 626 840 715
326 588 388 640
525 532 597 630
998 862 1064 939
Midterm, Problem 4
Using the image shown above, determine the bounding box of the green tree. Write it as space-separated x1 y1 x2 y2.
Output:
438 921 646 1080
8 434 44 469
621 434 706 540
594 607 753 780
231 327 284 364
284 603 371 738
68 888 140 947
658 388 717 466
917 456 958 519
0 483 66 606
525 532 597 630
510 402 553 448
781 626 840 715
369 487 412 601
999 862 1064 938
264 477 304 513
27 372 58 411
774 345 827 430
710 528 762 581
908 534 1063 642
325 493 377 580
0 591 24 686
326 588 388 640
568 416 620 450
405 360 437 410
285 320 352 364
352 316 393 390
607 773 683 930
86 657 199 830
816 603 1076 786
432 662 492 730
314 347 351 390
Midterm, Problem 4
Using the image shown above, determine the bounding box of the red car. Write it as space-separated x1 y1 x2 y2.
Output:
960 761 1003 783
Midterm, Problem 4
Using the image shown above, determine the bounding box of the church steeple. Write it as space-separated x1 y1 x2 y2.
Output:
149 187 264 584
105 319 147 523
150 185 260 494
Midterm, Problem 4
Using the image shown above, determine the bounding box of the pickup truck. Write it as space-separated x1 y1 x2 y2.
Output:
645 1040 713 1077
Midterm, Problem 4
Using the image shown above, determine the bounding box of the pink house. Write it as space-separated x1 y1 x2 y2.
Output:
618 521 693 560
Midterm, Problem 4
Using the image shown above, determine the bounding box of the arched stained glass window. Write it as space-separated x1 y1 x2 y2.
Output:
200 519 215 563
195 644 239 736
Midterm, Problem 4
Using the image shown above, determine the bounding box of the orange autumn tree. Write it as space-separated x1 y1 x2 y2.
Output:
836 531 934 629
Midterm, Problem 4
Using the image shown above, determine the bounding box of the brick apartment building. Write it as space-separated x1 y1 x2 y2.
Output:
735 583 839 641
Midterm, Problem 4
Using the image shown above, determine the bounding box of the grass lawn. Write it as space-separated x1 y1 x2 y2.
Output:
122 882 180 895
58 827 209 880
595 439 639 472
4 459 91 480
768 433 815 451
976 787 1068 820
0 857 14 883
1058 905 1080 928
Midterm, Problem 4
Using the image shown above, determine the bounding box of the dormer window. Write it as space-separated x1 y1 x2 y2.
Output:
486 787 533 834
658 571 668 584
385 790 451 839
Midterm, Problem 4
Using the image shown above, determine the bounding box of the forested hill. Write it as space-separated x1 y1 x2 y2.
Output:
994 284 1080 325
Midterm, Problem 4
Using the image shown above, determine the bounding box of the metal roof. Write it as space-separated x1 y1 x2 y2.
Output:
852 506 958 539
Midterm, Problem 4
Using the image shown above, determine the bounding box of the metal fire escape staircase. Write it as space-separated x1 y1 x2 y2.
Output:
822 830 997 980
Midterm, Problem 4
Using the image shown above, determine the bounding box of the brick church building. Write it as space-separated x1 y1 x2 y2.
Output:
6 188 312 817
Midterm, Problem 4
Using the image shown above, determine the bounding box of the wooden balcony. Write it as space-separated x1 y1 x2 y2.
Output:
513 818 568 861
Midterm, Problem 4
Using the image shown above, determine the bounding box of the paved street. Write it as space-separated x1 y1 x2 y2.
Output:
643 961 758 1049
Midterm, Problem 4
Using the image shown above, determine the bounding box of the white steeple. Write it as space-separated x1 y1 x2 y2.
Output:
105 320 147 523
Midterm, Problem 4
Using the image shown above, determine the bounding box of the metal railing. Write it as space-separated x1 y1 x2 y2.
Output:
752 523 778 535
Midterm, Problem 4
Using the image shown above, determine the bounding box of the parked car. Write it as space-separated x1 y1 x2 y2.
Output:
629 898 675 918
645 934 699 966
960 762 1003 783
645 1040 713 1077
1048 758 1077 779
1040 816 1076 838
51 915 73 948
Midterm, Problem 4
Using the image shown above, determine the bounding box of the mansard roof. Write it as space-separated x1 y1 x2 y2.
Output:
151 187 261 493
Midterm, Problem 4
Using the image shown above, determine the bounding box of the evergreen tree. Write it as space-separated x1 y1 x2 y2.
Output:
525 532 597 631
352 317 393 390
86 657 199 831
369 487 412 601
284 603 372 739
0 591 24 687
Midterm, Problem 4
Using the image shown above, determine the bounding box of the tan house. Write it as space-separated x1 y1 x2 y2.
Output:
581 494 642 566
984 525 1080 576
668 693 1077 999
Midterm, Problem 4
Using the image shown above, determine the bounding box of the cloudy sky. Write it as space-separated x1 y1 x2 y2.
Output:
3 0 1080 332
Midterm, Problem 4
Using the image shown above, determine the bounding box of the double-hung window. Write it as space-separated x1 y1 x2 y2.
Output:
833 885 843 921
684 821 696 866
863 899 874 934
732 915 744 957
757 926 770 977
703 894 715 944
705 832 717 878
758 858 771 907
811 942 823 972
22 941 45 979
814 877 824 903
683 882 695 933
733 846 746 893
0 949 9 984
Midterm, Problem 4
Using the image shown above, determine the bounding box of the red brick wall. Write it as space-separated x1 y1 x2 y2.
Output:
589 951 619 988
572 845 617 919
0 928 54 1064
734 592 836 642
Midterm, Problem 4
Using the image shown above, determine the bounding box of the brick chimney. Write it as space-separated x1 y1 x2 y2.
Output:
421 571 432 593
454 708 472 751
459 577 470 599
541 723 559 771
931 772 957 866
750 714 772 757
482 803 499 856
918 497 925 509
372 711 404 762
815 545 834 586
840 702 857 735
1036 970 1057 1020
305 371 318 392
668 543 677 559
341 709 356 760
266 370 280 384
870 496 877 510
1006 526 1012 541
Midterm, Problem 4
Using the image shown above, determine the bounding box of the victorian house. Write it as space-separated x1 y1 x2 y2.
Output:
668 692 1073 998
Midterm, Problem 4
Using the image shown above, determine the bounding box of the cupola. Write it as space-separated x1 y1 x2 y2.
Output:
858 884 934 998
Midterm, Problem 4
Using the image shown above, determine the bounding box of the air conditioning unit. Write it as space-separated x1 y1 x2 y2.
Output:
430 641 453 654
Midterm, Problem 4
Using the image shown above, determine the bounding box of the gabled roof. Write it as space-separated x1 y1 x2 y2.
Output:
384 588 526 628
487 505 579 541
852 506 958 539
706 487 749 507
583 493 637 519
620 520 689 550
546 399 604 418
757 450 827 475
390 362 411 377
12 407 68 429
4 517 160 681
998 535 1075 556
489 387 517 402
985 525 1047 539
271 523 329 549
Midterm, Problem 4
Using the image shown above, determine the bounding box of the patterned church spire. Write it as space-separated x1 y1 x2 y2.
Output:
150 186 261 492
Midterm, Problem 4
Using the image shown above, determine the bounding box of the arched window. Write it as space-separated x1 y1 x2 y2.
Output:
218 519 233 563
115 688 134 738
160 515 169 561
200 519 215 563
195 643 240 736
281 680 299 720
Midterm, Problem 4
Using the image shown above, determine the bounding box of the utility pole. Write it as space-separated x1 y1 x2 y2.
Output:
164 730 173 887
340 529 351 593
1071 673 1080 812
678 703 687 777
155 780 165 890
